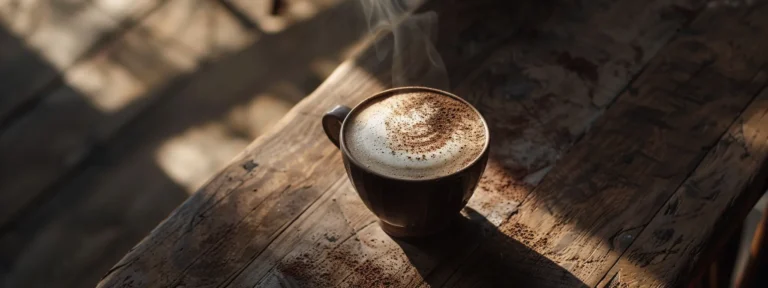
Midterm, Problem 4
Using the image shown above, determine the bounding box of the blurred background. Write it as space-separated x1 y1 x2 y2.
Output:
0 0 378 286
0 0 766 287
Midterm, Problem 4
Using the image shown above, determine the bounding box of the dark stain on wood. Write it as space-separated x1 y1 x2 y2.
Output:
653 228 674 244
242 160 259 172
667 4 699 24
632 44 645 63
556 51 599 83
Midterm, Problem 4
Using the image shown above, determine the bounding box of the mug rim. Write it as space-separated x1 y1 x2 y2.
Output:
338 86 491 182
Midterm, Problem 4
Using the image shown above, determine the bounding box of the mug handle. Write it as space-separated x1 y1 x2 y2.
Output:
322 105 352 148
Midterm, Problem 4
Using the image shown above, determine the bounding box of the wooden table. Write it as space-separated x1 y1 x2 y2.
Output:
97 0 768 287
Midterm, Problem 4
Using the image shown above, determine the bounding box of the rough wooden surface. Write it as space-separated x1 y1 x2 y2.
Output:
91 0 768 287
599 82 768 288
596 7 768 286
462 2 768 286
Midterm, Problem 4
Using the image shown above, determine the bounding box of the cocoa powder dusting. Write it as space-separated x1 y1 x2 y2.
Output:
384 92 483 157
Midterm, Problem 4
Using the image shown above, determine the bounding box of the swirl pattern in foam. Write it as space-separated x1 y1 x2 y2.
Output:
344 91 486 179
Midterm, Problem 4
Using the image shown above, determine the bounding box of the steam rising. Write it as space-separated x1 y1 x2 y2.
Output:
360 0 449 89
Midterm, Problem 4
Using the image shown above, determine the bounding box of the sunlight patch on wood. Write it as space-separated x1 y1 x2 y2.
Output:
155 86 299 193
226 86 297 138
90 0 156 20
62 31 199 113
310 58 343 80
142 0 256 60
62 0 256 113
155 122 250 193
0 0 119 69
230 0 344 33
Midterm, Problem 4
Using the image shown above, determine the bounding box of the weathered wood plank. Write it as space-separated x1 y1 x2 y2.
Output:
597 8 768 284
451 3 768 287
598 87 768 288
0 0 254 231
95 0 718 286
232 181 584 288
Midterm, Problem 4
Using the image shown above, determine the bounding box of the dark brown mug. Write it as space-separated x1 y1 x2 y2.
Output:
322 87 490 237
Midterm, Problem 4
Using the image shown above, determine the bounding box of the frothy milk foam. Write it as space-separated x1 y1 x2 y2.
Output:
344 91 486 179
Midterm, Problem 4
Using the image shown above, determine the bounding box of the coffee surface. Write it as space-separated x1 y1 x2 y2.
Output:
344 91 486 179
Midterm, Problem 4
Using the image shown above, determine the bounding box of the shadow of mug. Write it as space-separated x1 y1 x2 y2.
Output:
322 86 490 237
394 207 588 287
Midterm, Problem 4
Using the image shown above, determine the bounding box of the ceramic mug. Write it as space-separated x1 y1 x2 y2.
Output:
322 87 490 237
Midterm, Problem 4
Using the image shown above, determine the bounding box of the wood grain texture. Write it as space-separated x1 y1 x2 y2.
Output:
598 90 768 288
93 0 722 287
597 7 768 285
0 0 254 231
473 3 768 287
